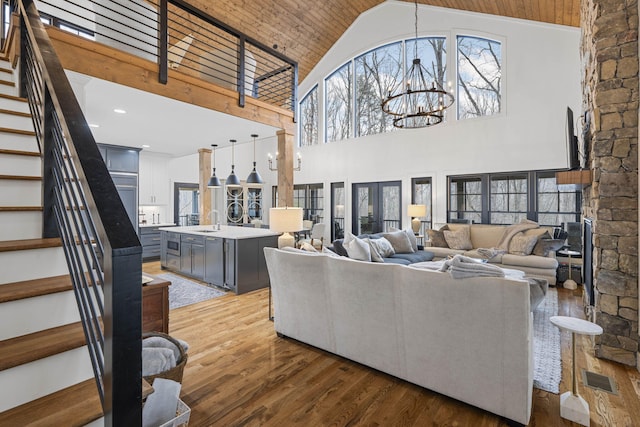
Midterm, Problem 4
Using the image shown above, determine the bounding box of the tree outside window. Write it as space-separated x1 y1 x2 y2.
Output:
457 35 502 119
325 63 352 142
299 86 318 146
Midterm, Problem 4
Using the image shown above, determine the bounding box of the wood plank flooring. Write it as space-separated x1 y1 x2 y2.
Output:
143 261 640 427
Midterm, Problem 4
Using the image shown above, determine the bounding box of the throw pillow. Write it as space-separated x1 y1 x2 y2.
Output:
331 239 349 257
427 224 449 247
508 231 539 255
382 230 415 254
364 238 385 262
322 246 342 257
390 227 418 252
443 226 473 250
343 231 371 261
532 238 566 257
370 237 395 257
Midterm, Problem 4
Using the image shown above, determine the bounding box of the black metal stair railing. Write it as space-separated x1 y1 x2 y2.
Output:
34 0 298 113
16 0 142 425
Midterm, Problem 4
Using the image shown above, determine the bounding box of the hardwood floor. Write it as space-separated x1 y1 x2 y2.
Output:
143 261 640 426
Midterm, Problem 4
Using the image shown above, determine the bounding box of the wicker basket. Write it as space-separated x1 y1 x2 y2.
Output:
143 332 188 385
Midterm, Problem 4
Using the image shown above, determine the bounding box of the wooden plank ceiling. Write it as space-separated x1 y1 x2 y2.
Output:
189 0 580 80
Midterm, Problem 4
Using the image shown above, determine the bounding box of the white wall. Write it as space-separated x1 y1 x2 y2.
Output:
294 2 581 234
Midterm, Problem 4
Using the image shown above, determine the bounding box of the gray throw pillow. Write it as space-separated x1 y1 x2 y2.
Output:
364 238 385 262
427 224 449 247
370 237 395 257
443 226 473 250
390 227 418 252
508 231 539 255
382 230 415 254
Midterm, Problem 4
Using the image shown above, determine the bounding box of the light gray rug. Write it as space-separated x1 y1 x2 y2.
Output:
533 287 561 393
156 273 226 309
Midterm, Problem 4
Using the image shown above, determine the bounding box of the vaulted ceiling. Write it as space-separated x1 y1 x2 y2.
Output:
189 0 581 80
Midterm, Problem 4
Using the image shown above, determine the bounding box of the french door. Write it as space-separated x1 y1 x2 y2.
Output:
351 181 401 235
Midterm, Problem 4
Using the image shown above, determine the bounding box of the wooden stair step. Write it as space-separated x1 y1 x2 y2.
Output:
0 93 27 103
0 148 40 157
0 67 11 74
0 206 42 212
0 127 36 136
0 174 41 181
0 321 87 371
0 108 31 118
0 274 73 304
0 379 102 426
0 237 62 252
0 79 15 87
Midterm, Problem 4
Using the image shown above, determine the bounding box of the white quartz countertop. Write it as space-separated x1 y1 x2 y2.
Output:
139 223 176 228
158 225 280 239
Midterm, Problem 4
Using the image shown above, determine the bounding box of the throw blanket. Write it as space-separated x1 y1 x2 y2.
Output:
142 347 176 376
495 220 540 251
439 254 506 279
476 247 506 262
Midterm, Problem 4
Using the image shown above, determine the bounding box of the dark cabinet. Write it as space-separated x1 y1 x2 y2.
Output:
99 144 139 173
224 239 236 292
141 226 169 260
180 235 205 278
111 174 138 232
204 237 224 287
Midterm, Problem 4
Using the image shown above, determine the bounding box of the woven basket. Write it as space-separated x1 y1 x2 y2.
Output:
143 332 188 385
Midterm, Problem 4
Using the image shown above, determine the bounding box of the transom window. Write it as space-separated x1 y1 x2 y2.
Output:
325 63 352 143
299 85 318 146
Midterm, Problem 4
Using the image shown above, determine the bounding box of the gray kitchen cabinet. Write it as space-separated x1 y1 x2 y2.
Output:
141 226 169 260
204 237 224 287
224 239 236 292
98 143 139 173
180 235 205 279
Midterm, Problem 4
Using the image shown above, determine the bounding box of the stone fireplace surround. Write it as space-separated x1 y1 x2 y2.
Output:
581 0 639 368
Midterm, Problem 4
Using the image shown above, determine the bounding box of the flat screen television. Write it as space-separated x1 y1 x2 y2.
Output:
566 107 580 170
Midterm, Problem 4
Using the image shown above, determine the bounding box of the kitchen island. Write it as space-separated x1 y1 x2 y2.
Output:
159 225 279 294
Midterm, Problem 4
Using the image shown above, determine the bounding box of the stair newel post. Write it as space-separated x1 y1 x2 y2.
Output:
158 0 168 84
41 87 59 239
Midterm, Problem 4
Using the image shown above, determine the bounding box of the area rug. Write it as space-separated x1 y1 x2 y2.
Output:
533 287 561 393
155 273 226 309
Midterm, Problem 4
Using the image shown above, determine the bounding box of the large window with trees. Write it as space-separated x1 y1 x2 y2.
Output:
457 35 502 119
299 85 318 146
490 174 527 224
325 63 352 142
449 176 483 223
412 177 433 236
537 172 581 226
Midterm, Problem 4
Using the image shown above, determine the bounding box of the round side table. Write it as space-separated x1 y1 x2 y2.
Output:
550 315 603 427
558 249 581 290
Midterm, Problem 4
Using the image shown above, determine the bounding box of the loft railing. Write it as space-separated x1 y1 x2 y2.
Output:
15 0 142 424
34 0 298 112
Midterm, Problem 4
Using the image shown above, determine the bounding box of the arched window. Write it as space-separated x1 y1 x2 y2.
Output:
299 85 318 146
325 63 352 142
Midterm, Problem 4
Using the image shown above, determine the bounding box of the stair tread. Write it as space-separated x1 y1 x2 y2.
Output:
0 206 42 212
0 126 36 136
0 148 40 157
0 67 11 74
0 79 15 87
0 378 102 426
0 237 62 252
0 93 27 103
0 274 73 303
0 322 87 371
0 108 31 118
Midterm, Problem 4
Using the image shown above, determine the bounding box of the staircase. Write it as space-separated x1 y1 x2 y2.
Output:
0 56 103 426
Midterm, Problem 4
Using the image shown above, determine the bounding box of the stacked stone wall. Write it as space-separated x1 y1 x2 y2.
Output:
581 0 639 367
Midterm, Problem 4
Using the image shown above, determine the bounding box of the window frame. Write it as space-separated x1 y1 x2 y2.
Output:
298 84 319 147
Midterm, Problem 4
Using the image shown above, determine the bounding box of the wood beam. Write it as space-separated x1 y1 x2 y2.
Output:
276 129 294 207
46 27 294 133
199 148 212 225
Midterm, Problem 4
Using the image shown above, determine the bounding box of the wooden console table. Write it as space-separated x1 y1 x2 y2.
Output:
142 276 171 333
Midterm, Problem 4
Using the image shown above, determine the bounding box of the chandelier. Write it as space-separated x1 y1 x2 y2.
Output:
381 0 454 129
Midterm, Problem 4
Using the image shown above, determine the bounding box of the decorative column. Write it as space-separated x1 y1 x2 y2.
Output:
581 0 639 368
276 129 294 207
198 147 212 225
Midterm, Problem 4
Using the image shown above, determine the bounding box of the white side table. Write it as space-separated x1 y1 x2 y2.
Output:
558 249 581 290
550 316 603 427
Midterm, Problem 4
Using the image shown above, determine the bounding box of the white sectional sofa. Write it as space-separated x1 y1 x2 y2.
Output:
264 247 534 425
425 223 560 285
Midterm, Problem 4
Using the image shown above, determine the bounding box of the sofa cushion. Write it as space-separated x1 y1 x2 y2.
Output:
444 226 473 250
533 237 566 257
383 257 411 265
344 232 371 261
369 237 395 257
331 239 348 257
425 247 465 258
390 250 435 264
501 253 559 269
389 227 418 252
448 223 504 249
364 238 385 262
508 231 540 255
427 224 449 247
383 230 415 254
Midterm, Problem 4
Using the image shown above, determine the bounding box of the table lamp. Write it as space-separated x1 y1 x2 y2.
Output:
407 204 427 234
269 207 303 248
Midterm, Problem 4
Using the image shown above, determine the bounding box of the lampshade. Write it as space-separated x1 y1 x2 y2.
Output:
207 144 221 188
246 134 263 184
226 139 241 187
408 204 427 217
270 207 303 248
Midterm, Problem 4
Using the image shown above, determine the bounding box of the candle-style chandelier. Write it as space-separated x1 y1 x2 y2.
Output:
381 0 454 129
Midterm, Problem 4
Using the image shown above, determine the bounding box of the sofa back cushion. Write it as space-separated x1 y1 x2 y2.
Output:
447 223 504 249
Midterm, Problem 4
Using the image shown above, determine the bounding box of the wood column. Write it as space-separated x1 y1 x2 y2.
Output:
276 129 294 207
199 148 212 225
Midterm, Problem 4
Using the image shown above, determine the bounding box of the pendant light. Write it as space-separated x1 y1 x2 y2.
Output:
207 144 221 188
246 134 263 184
226 139 241 187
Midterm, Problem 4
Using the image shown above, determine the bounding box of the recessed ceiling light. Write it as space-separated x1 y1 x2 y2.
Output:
142 144 151 148
113 108 127 114
89 123 99 128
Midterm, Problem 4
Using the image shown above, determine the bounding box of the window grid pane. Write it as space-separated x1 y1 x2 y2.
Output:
299 86 318 146
325 63 352 142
